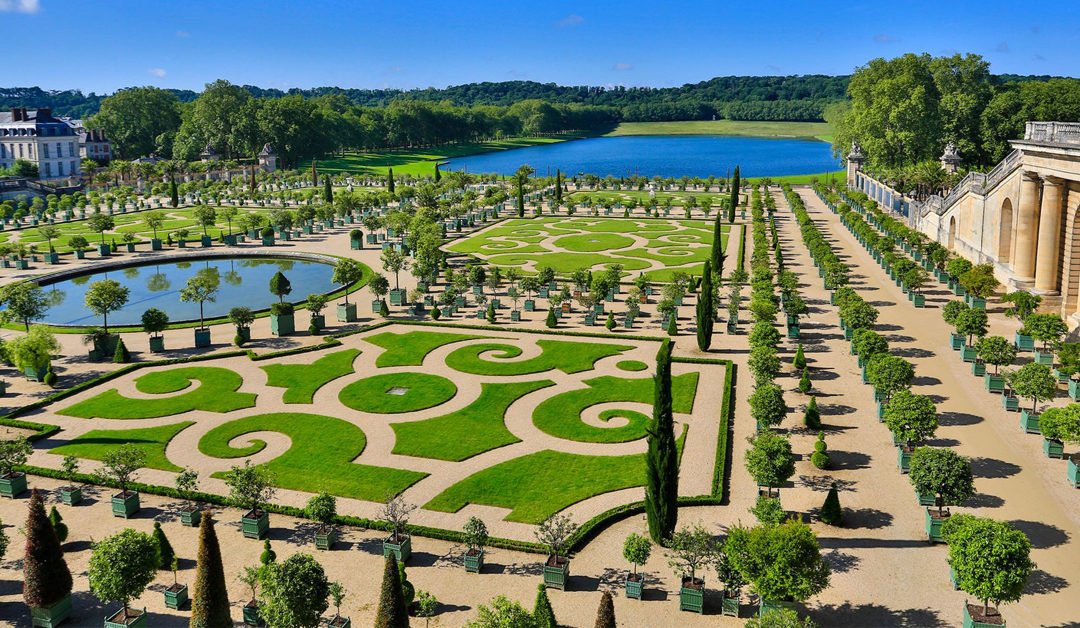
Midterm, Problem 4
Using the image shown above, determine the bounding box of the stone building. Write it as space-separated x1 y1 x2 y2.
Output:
62 118 113 164
0 108 82 180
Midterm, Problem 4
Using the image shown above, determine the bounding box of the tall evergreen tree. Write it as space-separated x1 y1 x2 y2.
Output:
555 169 563 204
594 590 616 628
645 342 679 543
434 163 441 182
152 521 175 570
727 165 740 223
375 554 408 628
323 174 333 205
311 160 318 186
697 260 715 351
169 176 179 208
190 513 231 628
387 167 395 195
516 179 525 217
533 584 557 628
710 212 726 277
23 489 73 611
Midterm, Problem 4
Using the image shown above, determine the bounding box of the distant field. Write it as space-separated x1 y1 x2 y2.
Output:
301 133 592 177
606 120 834 142
746 170 846 185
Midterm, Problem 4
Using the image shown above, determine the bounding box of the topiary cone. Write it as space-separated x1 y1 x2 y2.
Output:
820 482 842 526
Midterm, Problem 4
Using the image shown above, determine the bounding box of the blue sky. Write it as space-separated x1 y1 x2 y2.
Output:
2 0 1077 93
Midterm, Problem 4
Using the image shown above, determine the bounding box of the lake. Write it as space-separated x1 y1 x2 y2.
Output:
36 256 337 326
445 135 839 178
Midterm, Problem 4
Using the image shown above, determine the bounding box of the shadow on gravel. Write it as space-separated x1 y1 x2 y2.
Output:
843 507 895 530
818 403 857 416
1025 569 1069 595
1008 520 1071 549
810 602 947 627
970 456 1021 479
828 450 872 470
966 492 1005 509
938 411 983 426
892 347 936 359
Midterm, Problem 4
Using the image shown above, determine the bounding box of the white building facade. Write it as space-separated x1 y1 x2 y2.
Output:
0 108 82 180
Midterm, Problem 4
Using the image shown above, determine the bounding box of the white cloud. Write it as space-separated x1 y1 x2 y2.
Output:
873 33 896 44
612 63 633 71
0 0 40 14
176 30 190 38
558 14 583 28
149 68 167 78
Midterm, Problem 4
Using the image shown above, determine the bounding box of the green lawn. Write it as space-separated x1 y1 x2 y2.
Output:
745 170 846 185
200 412 426 501
616 360 648 372
339 372 457 413
59 367 257 419
606 120 834 143
261 349 360 403
391 380 554 461
51 421 193 472
444 339 632 376
364 330 486 367
531 373 699 443
300 133 591 177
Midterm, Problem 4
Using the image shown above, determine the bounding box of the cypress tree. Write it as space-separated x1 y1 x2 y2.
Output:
555 169 563 204
380 300 390 317
545 308 557 328
434 163 441 182
793 344 807 369
710 212 726 277
23 489 73 610
594 590 616 628
820 482 843 526
152 521 175 570
799 367 812 393
727 166 740 223
375 554 408 628
48 505 68 544
516 178 525 217
311 159 318 186
170 176 179 208
190 513 231 627
387 167 395 194
533 584 557 628
323 175 333 205
645 343 679 543
696 260 715 351
804 396 821 429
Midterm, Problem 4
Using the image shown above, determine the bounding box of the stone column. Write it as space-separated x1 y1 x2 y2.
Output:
1012 171 1041 281
1034 176 1065 293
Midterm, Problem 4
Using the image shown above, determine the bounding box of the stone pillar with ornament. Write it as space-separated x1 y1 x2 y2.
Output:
939 142 962 174
846 141 865 188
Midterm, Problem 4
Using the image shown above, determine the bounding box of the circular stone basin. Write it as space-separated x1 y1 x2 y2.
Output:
339 373 457 414
554 233 634 253
33 256 338 326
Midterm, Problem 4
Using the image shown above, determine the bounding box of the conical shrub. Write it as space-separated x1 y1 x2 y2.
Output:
23 489 72 609
594 590 615 628
190 512 231 627
375 554 408 628
820 482 842 526
533 583 557 628
48 506 68 544
152 521 175 570
803 396 820 429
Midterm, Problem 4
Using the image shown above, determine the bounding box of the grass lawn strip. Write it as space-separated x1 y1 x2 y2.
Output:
390 380 554 461
531 372 699 443
444 339 633 376
339 372 457 414
616 360 648 372
51 421 193 472
59 366 257 419
200 412 426 501
364 330 485 367
260 348 360 403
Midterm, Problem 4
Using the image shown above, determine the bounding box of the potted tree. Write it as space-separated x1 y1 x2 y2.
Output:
1026 313 1068 366
745 430 795 501
1002 291 1040 352
326 582 350 627
884 390 939 473
1056 343 1080 391
943 300 969 350
256 553 330 628
163 556 188 610
1036 405 1080 460
84 279 128 360
141 307 169 353
667 524 716 614
39 225 61 263
86 212 115 256
68 235 89 259
223 460 276 540
261 226 275 246
1006 362 1057 433
867 354 916 418
180 267 219 348
239 565 265 627
229 306 255 345
976 336 1016 393
58 455 82 505
535 513 576 591
959 263 999 309
463 516 488 574
622 532 651 600
0 437 31 498
904 266 929 307
269 271 295 335
349 228 363 249
908 447 975 543
715 546 746 617
193 205 217 247
956 308 989 363
24 489 74 627
89 529 157 627
307 294 328 334
143 210 165 250
8 325 59 382
381 493 417 562
175 227 190 248
175 467 201 527
369 273 390 313
723 520 830 618
94 444 146 518
306 491 338 550
942 515 1033 628
332 258 364 322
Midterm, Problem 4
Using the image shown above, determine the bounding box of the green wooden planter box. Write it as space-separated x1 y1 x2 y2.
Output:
223 234 238 246
194 328 211 348
326 616 351 628
1002 394 1019 412
963 602 1006 628
917 488 936 506
985 373 1005 393
112 491 140 518
350 238 362 250
1067 456 1080 488
624 574 643 599
0 472 27 498
371 299 386 313
787 325 800 339
59 485 81 505
950 567 960 590
464 550 484 573
912 293 925 307
1015 333 1034 352
968 296 986 310
1054 369 1071 384
843 327 853 340
925 508 948 543
1020 409 1041 434
524 299 535 311
1070 380 1080 401
337 303 357 322
961 345 977 362
30 593 72 627
510 310 521 322
679 578 705 613
262 236 275 246
543 557 570 590
98 243 111 256
1043 438 1065 459
270 312 295 336
897 445 912 473
1034 350 1054 366
383 535 411 562
721 591 740 616
148 336 165 353
180 504 201 527
242 510 270 539
971 361 986 377
243 602 263 626
104 607 146 627
950 333 964 351
164 584 188 610
310 314 325 333
389 288 406 306
315 525 338 550
760 598 796 617
876 401 886 421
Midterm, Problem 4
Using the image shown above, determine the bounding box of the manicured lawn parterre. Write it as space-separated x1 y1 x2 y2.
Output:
364 330 486 367
59 367 257 419
51 421 193 472
391 380 555 461
338 372 458 414
443 339 632 375
200 412 427 501
617 360 648 372
261 349 360 403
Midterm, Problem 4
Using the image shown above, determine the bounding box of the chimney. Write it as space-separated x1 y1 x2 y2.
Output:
11 108 21 122
37 108 51 119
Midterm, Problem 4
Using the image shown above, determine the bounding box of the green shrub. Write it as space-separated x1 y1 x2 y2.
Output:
819 483 842 526
798 367 811 393
48 506 68 544
803 397 820 429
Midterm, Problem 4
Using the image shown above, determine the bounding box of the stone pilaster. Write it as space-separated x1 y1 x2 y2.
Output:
1012 171 1042 282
